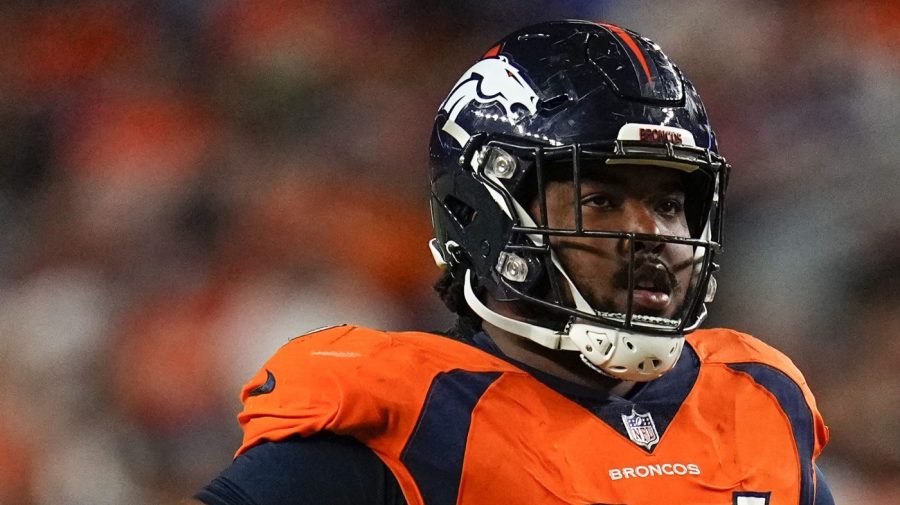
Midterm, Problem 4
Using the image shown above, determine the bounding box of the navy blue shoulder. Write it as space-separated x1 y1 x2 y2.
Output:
195 433 406 505
729 363 817 505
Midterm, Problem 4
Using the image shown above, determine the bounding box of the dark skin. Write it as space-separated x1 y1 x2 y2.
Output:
485 164 695 392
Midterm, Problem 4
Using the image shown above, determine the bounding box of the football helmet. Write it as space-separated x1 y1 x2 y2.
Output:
428 20 729 382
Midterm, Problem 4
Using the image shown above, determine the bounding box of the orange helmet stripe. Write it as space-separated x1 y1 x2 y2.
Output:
598 22 653 82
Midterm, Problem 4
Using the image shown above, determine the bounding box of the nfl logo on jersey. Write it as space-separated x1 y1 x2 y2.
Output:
621 408 660 450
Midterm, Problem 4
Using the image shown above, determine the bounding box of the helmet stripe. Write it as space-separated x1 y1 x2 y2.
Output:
597 22 653 83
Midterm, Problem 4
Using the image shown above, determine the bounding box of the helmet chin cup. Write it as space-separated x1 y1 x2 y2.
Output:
566 322 684 382
464 270 684 382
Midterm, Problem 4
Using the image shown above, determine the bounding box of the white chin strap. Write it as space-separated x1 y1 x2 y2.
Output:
463 271 684 382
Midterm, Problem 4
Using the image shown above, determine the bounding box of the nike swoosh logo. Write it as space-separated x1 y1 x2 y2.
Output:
249 369 276 396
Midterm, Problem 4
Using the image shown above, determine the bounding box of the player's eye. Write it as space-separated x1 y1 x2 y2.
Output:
581 193 617 209
657 196 685 217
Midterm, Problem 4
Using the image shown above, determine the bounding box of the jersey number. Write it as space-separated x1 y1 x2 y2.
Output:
734 492 771 505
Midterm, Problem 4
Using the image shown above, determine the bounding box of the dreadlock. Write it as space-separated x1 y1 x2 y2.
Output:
433 270 482 339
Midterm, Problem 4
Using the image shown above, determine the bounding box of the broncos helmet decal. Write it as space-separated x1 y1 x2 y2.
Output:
439 56 540 147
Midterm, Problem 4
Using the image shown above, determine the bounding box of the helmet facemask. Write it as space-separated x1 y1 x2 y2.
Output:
450 135 728 381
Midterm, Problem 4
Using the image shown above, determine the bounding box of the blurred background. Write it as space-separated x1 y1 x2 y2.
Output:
0 0 897 503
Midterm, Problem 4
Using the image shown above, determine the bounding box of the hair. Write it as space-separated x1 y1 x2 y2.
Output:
433 269 483 339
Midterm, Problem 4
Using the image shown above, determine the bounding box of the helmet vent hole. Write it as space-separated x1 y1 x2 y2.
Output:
625 340 635 350
509 103 529 121
637 359 662 372
538 94 570 111
444 196 477 227
517 32 550 42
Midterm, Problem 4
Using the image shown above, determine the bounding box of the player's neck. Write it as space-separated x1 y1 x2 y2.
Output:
480 316 635 397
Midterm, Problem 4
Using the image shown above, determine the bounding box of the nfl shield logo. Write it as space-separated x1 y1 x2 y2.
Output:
621 408 660 449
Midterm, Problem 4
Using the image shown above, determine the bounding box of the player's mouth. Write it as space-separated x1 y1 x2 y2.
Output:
623 263 675 313
632 287 671 311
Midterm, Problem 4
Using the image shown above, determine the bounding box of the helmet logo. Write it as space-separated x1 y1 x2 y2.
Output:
439 56 539 147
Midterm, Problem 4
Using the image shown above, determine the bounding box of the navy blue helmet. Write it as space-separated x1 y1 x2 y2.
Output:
428 20 729 381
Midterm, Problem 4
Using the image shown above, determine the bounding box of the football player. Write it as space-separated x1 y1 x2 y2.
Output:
189 20 834 505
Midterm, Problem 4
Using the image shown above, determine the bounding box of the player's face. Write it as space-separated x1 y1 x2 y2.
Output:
538 164 695 319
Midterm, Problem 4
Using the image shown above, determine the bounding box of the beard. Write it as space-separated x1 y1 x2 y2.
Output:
586 256 690 318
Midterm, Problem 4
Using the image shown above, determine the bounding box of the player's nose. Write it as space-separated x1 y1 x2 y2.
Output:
616 200 664 256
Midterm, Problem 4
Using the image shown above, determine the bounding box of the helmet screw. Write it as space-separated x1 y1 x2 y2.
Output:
485 148 516 179
494 157 511 175
585 344 594 353
480 240 491 258
497 252 528 282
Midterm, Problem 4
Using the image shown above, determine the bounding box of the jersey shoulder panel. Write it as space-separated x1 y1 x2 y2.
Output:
689 327 811 379
236 325 518 457
688 327 830 456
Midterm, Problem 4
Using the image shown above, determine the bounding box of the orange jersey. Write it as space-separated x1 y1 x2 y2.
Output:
237 325 828 505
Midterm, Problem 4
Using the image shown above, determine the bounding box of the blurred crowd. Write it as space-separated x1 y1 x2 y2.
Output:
0 1 897 504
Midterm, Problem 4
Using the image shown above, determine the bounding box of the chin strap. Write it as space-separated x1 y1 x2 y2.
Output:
464 270 579 351
463 270 685 382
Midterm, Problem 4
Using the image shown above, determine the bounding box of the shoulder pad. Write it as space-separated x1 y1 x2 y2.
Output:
688 328 802 376
235 326 517 457
688 328 829 456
